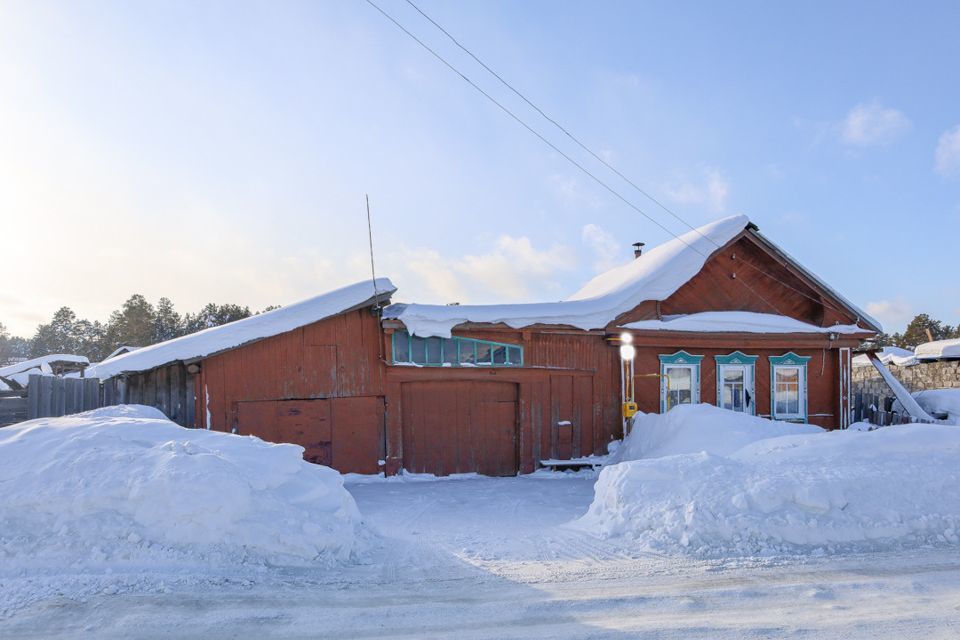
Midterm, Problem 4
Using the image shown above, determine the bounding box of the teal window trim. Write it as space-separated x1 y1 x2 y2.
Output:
715 352 758 415
769 352 811 422
391 331 523 367
658 351 703 413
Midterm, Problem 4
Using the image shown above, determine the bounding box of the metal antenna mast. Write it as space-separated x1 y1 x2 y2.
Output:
365 194 381 312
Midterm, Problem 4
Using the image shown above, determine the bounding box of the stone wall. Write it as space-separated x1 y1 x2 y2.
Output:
852 360 960 397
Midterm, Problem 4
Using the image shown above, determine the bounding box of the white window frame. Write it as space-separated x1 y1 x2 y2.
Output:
715 351 758 416
658 351 703 413
769 352 810 422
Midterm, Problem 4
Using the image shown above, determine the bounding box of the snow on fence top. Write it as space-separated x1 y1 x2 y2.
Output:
0 354 90 379
386 215 750 338
915 338 960 361
622 311 867 334
91 279 396 379
852 346 917 368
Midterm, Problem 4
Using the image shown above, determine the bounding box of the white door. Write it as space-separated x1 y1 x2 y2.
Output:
718 364 754 414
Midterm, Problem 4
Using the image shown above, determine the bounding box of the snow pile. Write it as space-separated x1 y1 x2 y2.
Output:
580 408 960 556
0 406 363 570
91 278 395 379
622 311 866 335
916 338 960 361
611 404 821 462
385 216 749 338
852 346 916 367
899 389 960 425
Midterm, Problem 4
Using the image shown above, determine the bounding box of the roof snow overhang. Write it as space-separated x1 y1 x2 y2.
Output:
91 279 396 379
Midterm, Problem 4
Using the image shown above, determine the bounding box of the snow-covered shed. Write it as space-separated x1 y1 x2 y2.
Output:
94 216 877 477
95 279 396 473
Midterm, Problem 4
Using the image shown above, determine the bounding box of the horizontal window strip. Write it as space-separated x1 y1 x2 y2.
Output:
392 331 523 367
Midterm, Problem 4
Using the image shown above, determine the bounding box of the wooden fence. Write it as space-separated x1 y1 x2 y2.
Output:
0 389 29 426
852 392 913 427
0 375 105 427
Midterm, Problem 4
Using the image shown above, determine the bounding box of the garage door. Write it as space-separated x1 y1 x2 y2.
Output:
235 397 384 474
401 381 518 477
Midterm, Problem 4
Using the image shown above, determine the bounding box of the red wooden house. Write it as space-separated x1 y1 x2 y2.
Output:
96 215 878 476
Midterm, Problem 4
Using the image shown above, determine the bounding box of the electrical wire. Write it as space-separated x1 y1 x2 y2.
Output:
400 0 855 320
367 0 858 321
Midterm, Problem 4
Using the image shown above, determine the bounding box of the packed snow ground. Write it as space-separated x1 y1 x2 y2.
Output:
3 406 960 638
3 475 960 638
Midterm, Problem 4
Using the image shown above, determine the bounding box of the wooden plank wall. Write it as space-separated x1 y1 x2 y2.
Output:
202 308 384 432
630 345 840 428
113 363 195 427
614 235 859 328
384 328 622 473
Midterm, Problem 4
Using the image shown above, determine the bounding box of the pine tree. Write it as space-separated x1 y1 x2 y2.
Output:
76 320 108 362
183 303 251 333
105 294 156 353
154 297 183 342
30 307 81 356
894 314 955 348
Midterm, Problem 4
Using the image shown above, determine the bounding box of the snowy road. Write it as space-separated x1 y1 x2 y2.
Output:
3 474 960 638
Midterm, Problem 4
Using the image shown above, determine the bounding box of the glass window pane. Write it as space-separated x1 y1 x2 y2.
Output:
507 346 521 365
393 333 409 362
442 339 458 364
723 368 744 383
776 368 799 384
493 345 507 365
410 337 426 363
667 367 691 390
475 342 492 365
425 338 442 364
459 340 476 364
774 367 801 415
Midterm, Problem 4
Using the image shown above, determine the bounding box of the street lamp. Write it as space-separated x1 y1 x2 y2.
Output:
619 332 637 436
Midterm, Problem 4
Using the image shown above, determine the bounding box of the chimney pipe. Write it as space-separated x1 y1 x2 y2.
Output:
632 242 645 259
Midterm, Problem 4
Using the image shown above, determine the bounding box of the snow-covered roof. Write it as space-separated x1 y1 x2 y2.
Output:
852 346 916 368
102 345 140 361
91 279 396 379
621 311 868 335
0 354 89 379
915 338 960 361
386 215 750 338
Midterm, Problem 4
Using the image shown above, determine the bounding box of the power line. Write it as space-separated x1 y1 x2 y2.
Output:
402 0 695 237
398 0 855 319
363 0 697 253
366 0 854 321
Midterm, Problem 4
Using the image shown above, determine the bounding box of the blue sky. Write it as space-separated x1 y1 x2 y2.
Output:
2 0 958 336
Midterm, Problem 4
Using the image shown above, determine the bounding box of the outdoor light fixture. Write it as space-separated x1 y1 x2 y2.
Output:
619 334 638 427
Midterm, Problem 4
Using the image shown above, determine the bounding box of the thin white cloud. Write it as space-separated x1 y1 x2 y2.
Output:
386 235 574 305
581 223 621 273
840 101 911 147
865 299 913 332
663 169 730 214
935 125 960 177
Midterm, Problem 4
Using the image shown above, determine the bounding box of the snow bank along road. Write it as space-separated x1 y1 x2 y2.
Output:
3 475 959 639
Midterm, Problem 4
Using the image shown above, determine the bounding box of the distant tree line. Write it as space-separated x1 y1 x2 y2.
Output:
873 313 959 349
0 295 279 364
